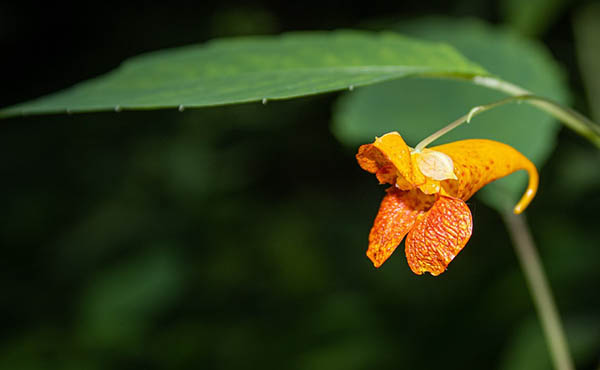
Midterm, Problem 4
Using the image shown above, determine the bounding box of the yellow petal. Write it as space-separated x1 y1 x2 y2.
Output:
356 132 422 190
431 139 538 214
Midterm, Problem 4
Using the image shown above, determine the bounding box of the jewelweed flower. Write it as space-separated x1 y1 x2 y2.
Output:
357 132 538 275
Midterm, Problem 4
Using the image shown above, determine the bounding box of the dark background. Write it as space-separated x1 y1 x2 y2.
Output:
1 1 599 369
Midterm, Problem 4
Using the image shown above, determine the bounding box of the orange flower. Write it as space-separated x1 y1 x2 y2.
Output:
357 132 538 275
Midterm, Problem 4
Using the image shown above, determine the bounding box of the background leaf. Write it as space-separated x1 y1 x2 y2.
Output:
77 249 183 350
333 18 570 212
500 0 569 36
499 316 600 370
574 2 600 122
0 31 487 118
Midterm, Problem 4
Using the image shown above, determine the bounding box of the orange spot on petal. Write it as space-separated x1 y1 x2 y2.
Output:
405 196 473 276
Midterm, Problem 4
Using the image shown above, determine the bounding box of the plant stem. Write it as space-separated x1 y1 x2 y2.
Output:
472 76 600 148
414 97 513 151
415 90 600 151
502 211 574 370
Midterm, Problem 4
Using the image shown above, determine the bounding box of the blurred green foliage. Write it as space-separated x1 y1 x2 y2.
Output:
574 1 600 122
500 0 569 36
1 1 599 369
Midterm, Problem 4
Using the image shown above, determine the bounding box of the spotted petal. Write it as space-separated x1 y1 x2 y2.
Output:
432 139 538 214
405 195 473 276
356 132 423 190
367 188 435 268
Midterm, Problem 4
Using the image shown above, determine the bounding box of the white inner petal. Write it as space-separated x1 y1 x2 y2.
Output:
414 149 457 181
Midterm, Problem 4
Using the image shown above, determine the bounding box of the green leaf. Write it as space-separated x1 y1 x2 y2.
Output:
0 30 487 119
333 18 569 212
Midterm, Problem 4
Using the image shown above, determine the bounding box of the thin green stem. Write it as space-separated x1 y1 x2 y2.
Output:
415 90 600 151
414 96 515 151
413 114 468 152
502 211 574 370
472 76 600 148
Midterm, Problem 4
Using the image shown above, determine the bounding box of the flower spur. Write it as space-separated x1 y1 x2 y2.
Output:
357 132 538 275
